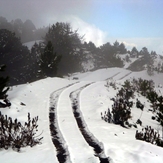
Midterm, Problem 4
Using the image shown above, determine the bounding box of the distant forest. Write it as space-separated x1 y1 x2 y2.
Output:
0 16 162 86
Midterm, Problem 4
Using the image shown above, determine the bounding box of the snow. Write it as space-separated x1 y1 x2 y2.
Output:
1 68 163 163
23 40 43 50
117 53 138 69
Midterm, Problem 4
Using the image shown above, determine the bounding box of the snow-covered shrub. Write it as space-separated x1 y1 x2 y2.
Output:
118 88 134 101
101 89 133 127
122 80 132 90
132 78 154 96
102 82 136 127
136 119 142 126
136 99 144 111
101 110 112 123
111 97 132 127
156 97 163 128
135 126 163 147
0 112 43 151
105 80 117 90
0 64 11 108
146 91 158 105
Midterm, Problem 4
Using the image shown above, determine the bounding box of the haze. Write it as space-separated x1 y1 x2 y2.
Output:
0 0 163 54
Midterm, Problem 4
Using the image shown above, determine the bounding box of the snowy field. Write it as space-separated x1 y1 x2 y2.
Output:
0 67 163 163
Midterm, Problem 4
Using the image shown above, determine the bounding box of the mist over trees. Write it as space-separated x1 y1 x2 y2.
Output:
44 22 84 75
0 16 48 43
0 16 162 85
0 65 9 99
0 29 38 85
39 41 61 77
99 41 126 68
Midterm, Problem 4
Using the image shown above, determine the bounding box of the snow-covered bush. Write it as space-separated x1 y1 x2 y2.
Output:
136 99 144 111
105 80 117 90
117 88 134 101
101 88 132 127
155 96 163 129
132 78 154 96
146 91 158 105
0 64 11 108
135 126 163 147
0 112 43 151
111 97 132 127
102 81 137 127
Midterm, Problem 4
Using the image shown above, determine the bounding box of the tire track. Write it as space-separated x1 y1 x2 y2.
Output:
57 82 98 163
69 83 111 163
117 71 132 80
105 72 120 80
49 83 75 163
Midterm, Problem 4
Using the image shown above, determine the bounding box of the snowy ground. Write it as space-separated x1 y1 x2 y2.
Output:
23 40 43 49
1 67 163 163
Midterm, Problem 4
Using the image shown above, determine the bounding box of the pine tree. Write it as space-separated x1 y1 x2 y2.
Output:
0 65 11 108
44 22 83 75
131 47 138 57
39 41 61 77
0 65 9 99
0 29 34 85
119 43 127 54
156 96 163 138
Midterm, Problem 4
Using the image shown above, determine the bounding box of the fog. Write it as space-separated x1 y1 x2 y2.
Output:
0 0 163 54
0 0 92 28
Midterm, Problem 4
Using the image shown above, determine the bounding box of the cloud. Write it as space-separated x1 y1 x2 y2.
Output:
46 15 163 55
64 16 108 47
1 0 162 55
117 38 163 55
0 0 92 27
121 41 137 49
47 15 108 47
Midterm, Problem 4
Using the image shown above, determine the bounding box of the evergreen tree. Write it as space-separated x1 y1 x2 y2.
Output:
131 47 138 57
100 42 112 67
0 64 11 108
0 65 9 99
12 18 23 39
113 40 120 49
119 43 127 54
100 42 124 68
0 29 36 85
125 55 130 62
21 19 36 43
0 16 12 31
39 41 61 77
141 47 149 55
82 41 101 70
44 22 83 75
156 96 163 138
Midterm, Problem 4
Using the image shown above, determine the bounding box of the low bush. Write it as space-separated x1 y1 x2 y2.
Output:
135 126 163 147
136 99 144 110
0 112 43 151
132 78 154 96
101 88 132 127
105 80 117 90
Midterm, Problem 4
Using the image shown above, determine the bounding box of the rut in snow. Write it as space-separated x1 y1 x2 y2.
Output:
105 72 120 80
49 84 75 163
69 83 111 163
118 71 132 80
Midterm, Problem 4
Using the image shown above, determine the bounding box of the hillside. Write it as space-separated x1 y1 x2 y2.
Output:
0 68 163 163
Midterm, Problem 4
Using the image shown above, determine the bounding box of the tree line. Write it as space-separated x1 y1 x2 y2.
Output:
0 17 162 85
0 16 48 43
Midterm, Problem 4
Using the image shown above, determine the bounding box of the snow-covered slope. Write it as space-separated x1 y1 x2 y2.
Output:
23 40 43 50
69 67 163 86
0 68 163 163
